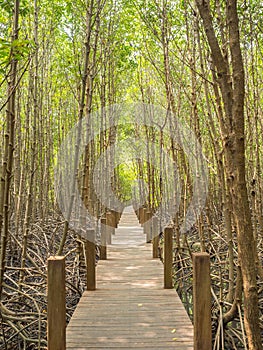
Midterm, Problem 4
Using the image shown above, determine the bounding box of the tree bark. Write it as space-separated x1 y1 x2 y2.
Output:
195 1 262 349
0 0 20 298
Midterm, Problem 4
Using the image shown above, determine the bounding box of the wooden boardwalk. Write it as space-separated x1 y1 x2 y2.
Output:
66 207 194 349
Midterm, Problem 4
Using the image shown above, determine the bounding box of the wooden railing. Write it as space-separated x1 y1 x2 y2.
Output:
47 209 212 350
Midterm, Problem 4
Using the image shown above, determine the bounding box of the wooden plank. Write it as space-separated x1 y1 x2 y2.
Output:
66 206 193 349
48 256 66 350
193 252 212 350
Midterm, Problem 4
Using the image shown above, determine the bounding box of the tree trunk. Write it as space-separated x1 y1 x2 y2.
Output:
0 0 20 298
195 1 262 348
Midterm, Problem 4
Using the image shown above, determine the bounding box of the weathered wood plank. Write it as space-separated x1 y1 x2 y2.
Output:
66 206 193 349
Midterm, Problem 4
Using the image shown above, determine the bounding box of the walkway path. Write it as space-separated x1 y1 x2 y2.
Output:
66 206 194 349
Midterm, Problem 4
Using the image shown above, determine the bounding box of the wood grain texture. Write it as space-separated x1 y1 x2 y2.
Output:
66 207 193 349
193 252 212 350
164 226 173 289
85 230 96 291
106 212 113 244
48 256 66 350
152 216 159 259
100 218 107 260
145 211 152 243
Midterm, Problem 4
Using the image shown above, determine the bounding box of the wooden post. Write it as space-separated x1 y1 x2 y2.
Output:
146 210 152 243
116 209 122 227
47 256 66 350
142 207 147 226
143 208 147 233
85 229 96 291
193 253 212 350
110 210 116 230
164 226 173 289
106 212 113 244
100 218 107 260
113 211 118 228
106 211 115 228
152 216 159 258
116 210 121 225
138 207 143 224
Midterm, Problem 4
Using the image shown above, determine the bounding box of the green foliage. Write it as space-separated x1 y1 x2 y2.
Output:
0 37 35 73
116 162 137 201
12 38 34 58
0 37 10 65
0 0 30 17
0 0 14 16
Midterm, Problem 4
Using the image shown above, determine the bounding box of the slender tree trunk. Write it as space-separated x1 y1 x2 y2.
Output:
196 1 262 348
57 0 95 255
0 0 20 298
19 0 39 287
